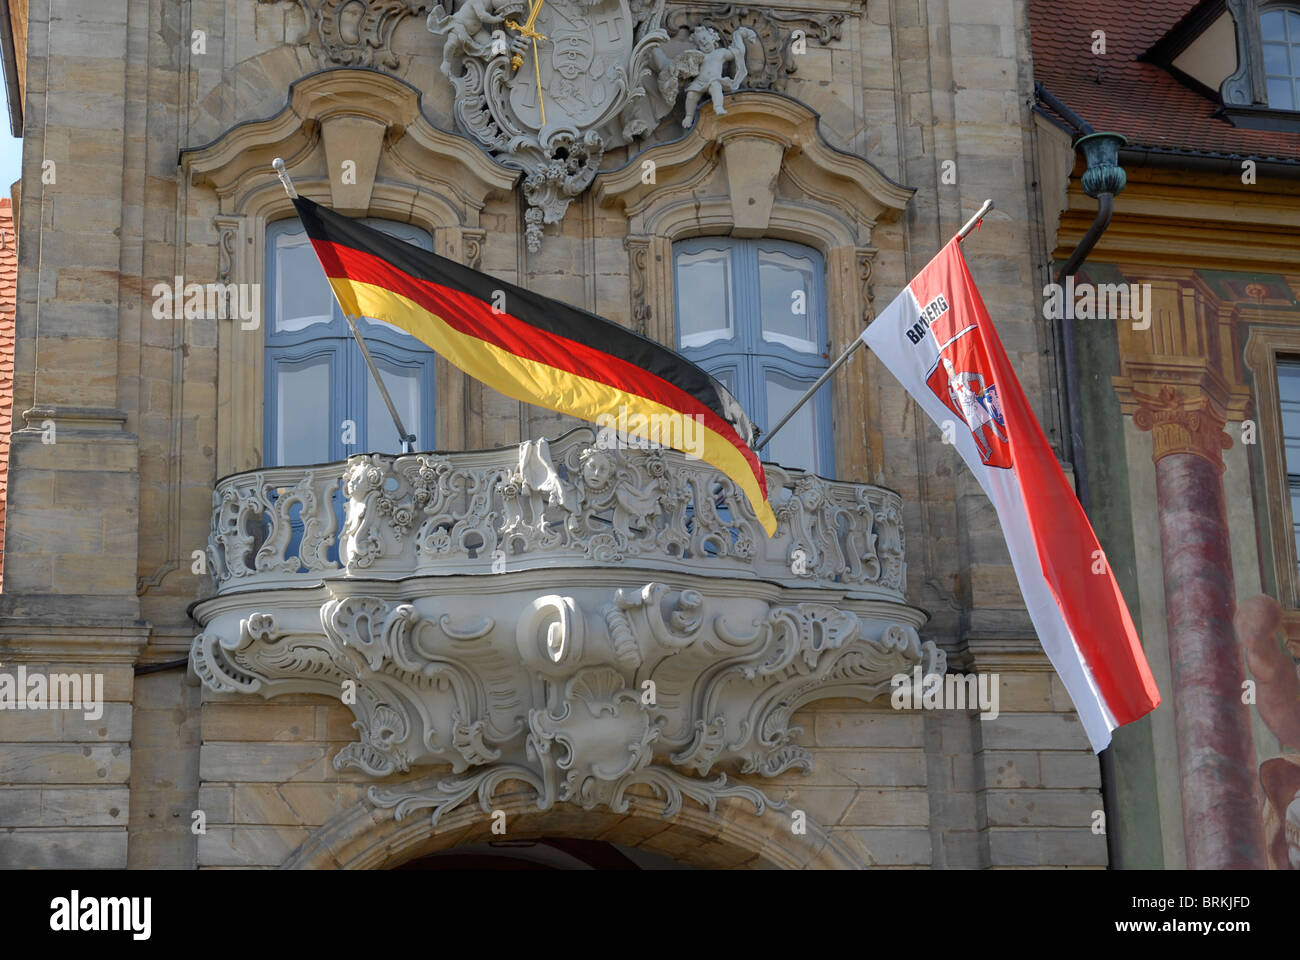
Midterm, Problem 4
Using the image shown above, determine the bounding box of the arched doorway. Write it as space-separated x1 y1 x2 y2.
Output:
281 790 867 869
396 838 689 870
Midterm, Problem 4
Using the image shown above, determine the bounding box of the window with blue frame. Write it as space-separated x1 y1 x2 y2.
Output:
673 237 832 475
264 218 437 466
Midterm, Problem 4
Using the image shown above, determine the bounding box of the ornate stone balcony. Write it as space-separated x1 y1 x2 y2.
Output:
190 429 935 823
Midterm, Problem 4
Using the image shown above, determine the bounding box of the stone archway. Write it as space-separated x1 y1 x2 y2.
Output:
396 838 688 869
281 789 868 869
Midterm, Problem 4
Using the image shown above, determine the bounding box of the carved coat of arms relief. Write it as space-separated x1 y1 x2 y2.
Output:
428 0 760 249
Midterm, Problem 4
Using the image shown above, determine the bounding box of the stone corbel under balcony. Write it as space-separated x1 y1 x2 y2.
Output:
190 430 933 822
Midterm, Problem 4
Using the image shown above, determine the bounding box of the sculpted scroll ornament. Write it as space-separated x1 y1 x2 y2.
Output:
625 237 652 335
426 0 762 249
192 583 939 823
261 0 434 69
366 591 940 822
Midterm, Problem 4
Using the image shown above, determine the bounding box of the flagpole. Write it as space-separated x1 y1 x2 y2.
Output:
756 199 995 454
271 158 417 454
956 198 995 240
754 337 864 452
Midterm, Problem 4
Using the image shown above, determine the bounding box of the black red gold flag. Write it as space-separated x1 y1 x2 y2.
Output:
290 196 778 535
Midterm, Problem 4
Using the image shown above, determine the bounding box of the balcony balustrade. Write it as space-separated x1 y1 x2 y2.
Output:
191 429 936 822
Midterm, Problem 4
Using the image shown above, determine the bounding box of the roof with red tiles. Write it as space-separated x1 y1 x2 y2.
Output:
1030 0 1300 161
0 197 15 589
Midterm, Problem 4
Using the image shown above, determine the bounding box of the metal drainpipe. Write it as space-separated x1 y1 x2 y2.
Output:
1051 129 1129 868
1034 82 1095 138
1054 133 1127 512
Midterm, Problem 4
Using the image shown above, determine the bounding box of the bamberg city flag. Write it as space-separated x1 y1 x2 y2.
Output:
863 236 1161 752
291 196 777 535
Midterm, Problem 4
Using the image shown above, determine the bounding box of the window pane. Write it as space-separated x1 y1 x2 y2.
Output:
366 360 422 453
1262 10 1286 40
274 230 334 333
1281 362 1300 471
676 246 734 348
276 355 333 465
758 247 818 352
358 314 415 338
362 218 434 250
1267 77 1296 110
764 368 819 473
1265 42 1291 76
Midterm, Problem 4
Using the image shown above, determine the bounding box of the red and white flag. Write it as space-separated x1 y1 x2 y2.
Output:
863 237 1160 752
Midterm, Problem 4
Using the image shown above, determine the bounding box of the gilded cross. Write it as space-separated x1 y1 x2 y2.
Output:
506 0 548 123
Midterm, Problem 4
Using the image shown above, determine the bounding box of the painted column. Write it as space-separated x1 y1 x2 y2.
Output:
1133 386 1265 869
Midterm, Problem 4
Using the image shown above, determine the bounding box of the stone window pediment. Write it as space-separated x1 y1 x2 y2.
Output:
594 90 912 482
180 68 518 476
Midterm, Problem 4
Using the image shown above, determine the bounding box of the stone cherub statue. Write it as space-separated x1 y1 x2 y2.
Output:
428 0 523 77
667 25 758 129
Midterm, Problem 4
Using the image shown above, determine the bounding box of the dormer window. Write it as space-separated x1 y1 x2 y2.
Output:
1262 6 1300 108
1205 0 1300 128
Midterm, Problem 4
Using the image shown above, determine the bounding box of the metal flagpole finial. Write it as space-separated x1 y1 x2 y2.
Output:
956 199 994 242
272 157 298 199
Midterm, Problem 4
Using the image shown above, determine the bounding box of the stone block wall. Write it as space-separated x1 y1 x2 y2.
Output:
0 651 140 867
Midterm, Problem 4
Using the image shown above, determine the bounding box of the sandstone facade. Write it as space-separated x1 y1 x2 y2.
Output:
0 0 1103 870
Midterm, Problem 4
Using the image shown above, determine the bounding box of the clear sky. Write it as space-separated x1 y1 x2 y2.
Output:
0 126 20 195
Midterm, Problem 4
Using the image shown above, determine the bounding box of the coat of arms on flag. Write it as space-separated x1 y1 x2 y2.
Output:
926 344 1011 469
902 286 1013 469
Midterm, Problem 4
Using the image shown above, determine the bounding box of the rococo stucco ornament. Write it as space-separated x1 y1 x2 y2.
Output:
192 587 941 824
664 3 846 89
203 430 907 592
427 0 760 250
191 432 930 824
261 0 434 69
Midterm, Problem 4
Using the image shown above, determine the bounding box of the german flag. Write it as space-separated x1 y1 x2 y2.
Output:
291 196 778 535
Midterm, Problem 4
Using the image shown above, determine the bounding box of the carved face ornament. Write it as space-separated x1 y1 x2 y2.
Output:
692 25 718 52
580 447 616 491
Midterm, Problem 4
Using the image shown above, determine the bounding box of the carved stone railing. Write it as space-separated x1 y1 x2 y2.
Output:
205 428 906 599
192 430 931 826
